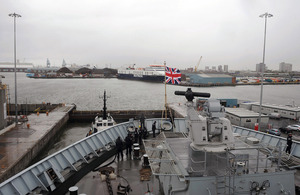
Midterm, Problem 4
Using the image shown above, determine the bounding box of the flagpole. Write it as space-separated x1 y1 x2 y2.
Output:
164 61 167 120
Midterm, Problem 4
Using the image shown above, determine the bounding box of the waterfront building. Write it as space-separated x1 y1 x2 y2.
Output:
256 63 267 72
218 65 223 72
279 62 292 72
26 67 59 74
225 107 269 129
184 73 235 85
224 65 228 72
0 61 34 72
240 102 300 120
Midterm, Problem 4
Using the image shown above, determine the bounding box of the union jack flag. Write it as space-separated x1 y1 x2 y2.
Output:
165 66 182 84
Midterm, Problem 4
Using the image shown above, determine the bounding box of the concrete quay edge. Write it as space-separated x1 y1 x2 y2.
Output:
0 105 75 183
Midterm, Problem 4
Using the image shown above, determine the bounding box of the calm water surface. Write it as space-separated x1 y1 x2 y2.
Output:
2 73 300 110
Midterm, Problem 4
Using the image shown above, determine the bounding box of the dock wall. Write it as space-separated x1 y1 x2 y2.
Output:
0 107 72 183
7 103 61 115
70 110 165 122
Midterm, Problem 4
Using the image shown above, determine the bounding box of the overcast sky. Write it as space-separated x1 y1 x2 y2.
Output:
1 0 300 71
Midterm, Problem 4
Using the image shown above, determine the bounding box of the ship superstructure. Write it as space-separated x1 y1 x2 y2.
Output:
117 65 165 82
143 88 296 195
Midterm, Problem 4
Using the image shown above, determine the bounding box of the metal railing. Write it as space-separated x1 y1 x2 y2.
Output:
232 125 300 159
0 122 131 195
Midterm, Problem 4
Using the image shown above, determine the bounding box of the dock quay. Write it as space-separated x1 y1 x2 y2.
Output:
69 110 164 122
7 103 166 123
0 104 75 183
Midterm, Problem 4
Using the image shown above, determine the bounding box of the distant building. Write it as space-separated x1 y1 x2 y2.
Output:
225 107 269 129
212 66 216 71
0 60 34 72
205 66 210 71
279 62 292 72
240 102 300 120
224 65 228 72
256 63 267 73
184 73 236 85
218 65 222 72
47 58 51 68
62 59 67 67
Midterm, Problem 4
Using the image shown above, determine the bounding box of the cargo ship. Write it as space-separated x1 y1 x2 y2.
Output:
117 64 165 82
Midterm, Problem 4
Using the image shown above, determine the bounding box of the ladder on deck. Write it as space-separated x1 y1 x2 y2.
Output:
215 168 235 195
216 176 226 195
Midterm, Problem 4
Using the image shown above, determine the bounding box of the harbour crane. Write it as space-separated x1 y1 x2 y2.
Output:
194 56 202 72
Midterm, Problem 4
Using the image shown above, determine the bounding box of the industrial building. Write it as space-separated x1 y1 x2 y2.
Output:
256 63 267 72
0 61 34 72
279 62 292 72
184 73 236 85
225 107 269 129
249 103 300 120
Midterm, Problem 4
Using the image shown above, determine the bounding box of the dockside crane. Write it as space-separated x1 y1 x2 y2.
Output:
194 56 202 72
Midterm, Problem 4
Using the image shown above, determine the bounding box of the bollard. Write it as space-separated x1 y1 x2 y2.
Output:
37 112 39 116
133 143 139 148
27 123 30 129
134 147 140 159
46 111 49 116
143 154 149 167
69 186 78 195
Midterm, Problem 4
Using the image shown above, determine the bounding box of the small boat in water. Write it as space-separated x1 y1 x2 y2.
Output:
87 90 116 136
91 113 116 132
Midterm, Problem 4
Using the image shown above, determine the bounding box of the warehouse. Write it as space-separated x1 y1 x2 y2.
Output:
225 107 269 129
250 103 300 120
184 73 235 84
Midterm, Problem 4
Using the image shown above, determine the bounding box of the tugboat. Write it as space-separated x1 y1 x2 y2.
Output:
87 90 116 136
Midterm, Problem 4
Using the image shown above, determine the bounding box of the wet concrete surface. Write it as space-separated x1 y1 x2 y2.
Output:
0 105 74 180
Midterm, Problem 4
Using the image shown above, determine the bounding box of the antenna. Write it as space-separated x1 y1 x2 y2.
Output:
100 90 110 120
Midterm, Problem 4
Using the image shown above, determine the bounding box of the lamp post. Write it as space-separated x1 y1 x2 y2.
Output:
258 12 273 131
9 13 21 125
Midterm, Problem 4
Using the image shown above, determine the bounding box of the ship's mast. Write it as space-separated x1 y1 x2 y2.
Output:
102 90 107 120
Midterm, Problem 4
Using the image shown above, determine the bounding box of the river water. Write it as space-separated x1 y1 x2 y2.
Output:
2 72 300 111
